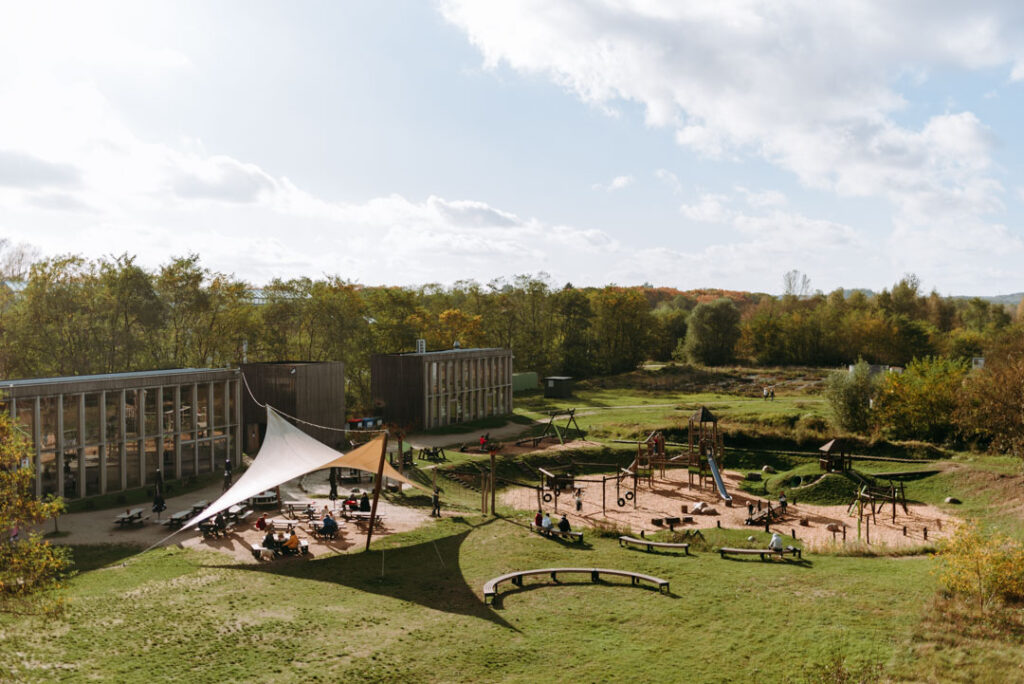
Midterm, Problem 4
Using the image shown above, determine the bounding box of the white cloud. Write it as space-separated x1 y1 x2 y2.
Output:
441 1 1021 248
592 174 634 191
654 169 682 194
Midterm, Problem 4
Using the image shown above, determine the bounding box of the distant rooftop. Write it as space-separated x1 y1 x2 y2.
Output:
382 347 508 357
0 367 235 390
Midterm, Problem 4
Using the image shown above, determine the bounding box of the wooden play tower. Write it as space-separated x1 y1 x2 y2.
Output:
818 438 852 472
687 406 723 490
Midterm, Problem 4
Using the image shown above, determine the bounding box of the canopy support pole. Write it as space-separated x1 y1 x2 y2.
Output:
365 432 390 552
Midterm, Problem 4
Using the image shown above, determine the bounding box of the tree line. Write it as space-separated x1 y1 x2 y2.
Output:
1 253 1022 412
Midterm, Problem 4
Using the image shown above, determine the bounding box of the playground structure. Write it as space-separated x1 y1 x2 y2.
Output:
819 438 852 472
515 408 586 448
683 407 731 506
848 478 908 524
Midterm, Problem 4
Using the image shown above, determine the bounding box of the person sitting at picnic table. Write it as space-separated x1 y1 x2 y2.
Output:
534 510 543 528
557 514 571 533
768 532 784 553
541 512 553 530
255 513 268 531
214 511 227 535
359 493 371 512
302 502 317 519
262 530 280 557
282 531 300 555
342 497 357 512
321 513 338 537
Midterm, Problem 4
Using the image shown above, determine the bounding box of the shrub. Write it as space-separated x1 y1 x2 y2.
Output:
824 360 879 433
936 520 1024 612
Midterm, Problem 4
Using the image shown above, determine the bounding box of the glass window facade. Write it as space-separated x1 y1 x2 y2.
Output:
420 350 513 429
7 371 240 500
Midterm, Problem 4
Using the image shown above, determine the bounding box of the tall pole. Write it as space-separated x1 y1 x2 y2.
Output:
365 433 390 552
489 449 497 516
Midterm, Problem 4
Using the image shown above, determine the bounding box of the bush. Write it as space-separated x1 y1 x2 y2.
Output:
936 520 1024 612
824 359 879 433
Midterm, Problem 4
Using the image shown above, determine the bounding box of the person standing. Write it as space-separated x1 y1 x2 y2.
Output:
779 491 788 515
431 488 441 517
574 489 583 512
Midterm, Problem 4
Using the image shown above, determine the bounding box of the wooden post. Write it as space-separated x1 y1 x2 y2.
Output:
365 433 390 552
489 450 496 516
397 434 404 477
602 476 606 516
481 476 488 515
924 527 928 541
633 468 638 509
865 516 870 545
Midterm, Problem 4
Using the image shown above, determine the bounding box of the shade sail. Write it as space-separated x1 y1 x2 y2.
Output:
319 438 426 491
185 406 423 531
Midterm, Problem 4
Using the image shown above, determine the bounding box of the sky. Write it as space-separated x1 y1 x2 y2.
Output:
1 1 1024 295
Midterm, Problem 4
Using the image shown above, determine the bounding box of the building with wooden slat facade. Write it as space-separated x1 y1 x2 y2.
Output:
240 362 347 452
371 348 513 430
0 368 241 499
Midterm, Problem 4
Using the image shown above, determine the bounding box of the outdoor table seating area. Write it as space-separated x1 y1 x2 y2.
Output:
113 507 148 528
343 511 386 528
284 500 319 519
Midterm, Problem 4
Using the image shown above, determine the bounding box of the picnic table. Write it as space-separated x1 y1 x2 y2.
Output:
310 519 344 539
284 501 321 519
163 510 193 530
250 491 278 507
343 511 385 527
191 500 209 514
114 507 147 528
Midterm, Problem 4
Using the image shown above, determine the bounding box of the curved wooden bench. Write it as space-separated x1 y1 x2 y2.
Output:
719 546 802 561
483 567 669 603
618 536 690 554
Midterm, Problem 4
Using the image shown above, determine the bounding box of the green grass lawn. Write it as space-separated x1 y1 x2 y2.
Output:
7 366 1024 682
8 515 1010 684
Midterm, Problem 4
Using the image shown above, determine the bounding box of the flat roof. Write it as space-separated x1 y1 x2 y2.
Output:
0 368 238 395
380 347 509 357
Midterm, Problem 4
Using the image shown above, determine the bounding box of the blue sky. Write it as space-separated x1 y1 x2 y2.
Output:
1 1 1023 295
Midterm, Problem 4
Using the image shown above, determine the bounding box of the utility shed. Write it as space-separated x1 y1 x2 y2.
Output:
543 376 574 398
371 347 513 430
240 362 346 452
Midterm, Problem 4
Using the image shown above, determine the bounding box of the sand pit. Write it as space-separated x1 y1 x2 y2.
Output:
502 466 959 551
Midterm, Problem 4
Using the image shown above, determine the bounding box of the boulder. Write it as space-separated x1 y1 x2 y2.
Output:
747 535 756 542
745 472 762 482
826 523 841 533
944 497 962 504
762 465 776 474
799 518 810 527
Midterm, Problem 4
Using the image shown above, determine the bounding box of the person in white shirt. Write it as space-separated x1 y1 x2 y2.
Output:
541 513 553 530
768 532 784 552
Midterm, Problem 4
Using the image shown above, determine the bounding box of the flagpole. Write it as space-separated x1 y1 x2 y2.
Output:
365 432 390 552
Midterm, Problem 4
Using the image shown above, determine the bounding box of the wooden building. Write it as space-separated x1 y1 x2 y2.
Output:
543 376 574 398
240 362 347 452
371 348 513 430
0 368 241 499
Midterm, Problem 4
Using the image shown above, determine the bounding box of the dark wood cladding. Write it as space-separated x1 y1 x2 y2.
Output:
370 354 424 431
241 362 346 449
371 348 513 430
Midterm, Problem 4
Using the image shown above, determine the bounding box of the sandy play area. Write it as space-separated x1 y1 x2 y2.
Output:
502 466 958 551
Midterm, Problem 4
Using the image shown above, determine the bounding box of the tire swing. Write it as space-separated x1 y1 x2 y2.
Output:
624 491 635 501
543 493 553 503
617 497 626 508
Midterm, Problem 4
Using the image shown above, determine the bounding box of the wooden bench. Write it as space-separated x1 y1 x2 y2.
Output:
618 536 690 554
483 567 669 604
250 543 275 561
530 522 583 544
718 546 802 561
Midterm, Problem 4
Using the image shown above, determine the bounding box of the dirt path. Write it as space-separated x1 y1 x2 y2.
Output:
502 467 958 551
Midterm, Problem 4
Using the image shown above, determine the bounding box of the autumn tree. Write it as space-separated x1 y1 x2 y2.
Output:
0 413 72 615
873 356 969 442
955 338 1024 459
589 286 652 374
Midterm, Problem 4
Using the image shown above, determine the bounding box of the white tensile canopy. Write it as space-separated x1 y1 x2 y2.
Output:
185 406 425 530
